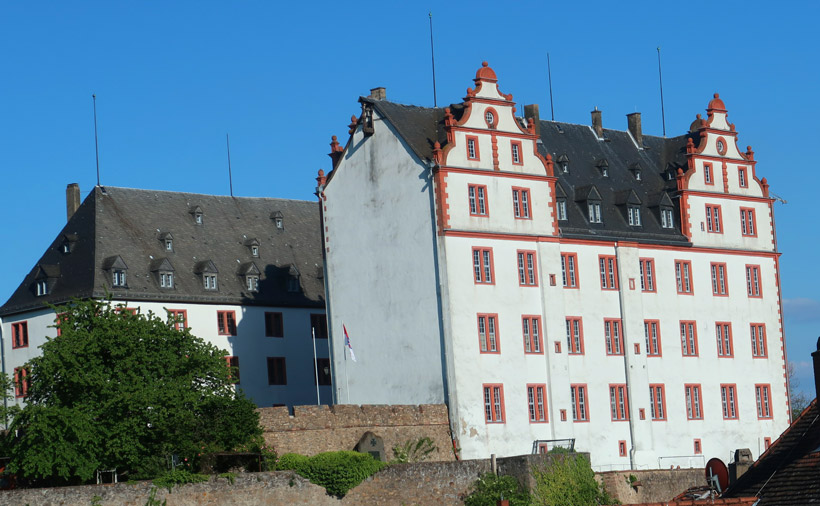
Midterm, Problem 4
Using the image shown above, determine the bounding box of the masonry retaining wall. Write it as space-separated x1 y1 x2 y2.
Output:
598 468 706 504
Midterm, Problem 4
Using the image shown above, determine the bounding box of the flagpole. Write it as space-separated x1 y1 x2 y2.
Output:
312 327 320 405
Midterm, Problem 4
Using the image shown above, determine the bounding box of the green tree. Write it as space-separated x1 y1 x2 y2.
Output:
531 454 617 506
3 298 261 484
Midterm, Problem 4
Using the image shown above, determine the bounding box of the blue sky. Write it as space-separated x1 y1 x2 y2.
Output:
2 2 819 396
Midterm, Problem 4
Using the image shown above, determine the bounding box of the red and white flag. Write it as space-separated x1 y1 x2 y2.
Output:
343 324 357 362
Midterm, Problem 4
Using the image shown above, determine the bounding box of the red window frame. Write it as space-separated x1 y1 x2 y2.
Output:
738 166 748 188
639 258 655 292
649 384 667 421
225 356 240 383
468 184 489 217
522 315 543 354
746 265 762 298
14 367 29 398
570 384 589 422
756 384 772 419
561 253 579 288
566 317 584 355
604 319 624 356
764 437 772 450
609 384 629 421
705 204 723 233
517 250 538 286
466 135 480 160
55 312 67 336
675 260 693 295
527 383 548 423
511 141 523 165
217 310 237 336
477 314 500 354
680 321 699 357
685 384 703 420
703 162 714 185
751 324 767 358
644 319 662 357
716 322 733 357
599 255 619 290
512 187 531 219
168 309 188 331
265 311 284 337
740 208 757 237
483 384 505 423
618 440 627 457
710 262 729 296
472 247 495 285
721 384 738 419
694 439 702 455
11 321 28 349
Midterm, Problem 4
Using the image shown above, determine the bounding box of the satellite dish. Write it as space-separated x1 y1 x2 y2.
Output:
705 457 729 493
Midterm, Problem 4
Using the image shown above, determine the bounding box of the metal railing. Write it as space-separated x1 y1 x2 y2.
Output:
532 438 576 454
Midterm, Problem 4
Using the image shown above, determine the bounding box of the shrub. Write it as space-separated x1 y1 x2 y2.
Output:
392 436 437 463
275 453 310 474
531 454 618 506
464 473 531 506
152 469 209 492
304 451 386 497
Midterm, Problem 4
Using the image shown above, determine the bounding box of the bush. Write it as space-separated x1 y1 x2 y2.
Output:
275 453 310 474
276 451 386 497
152 469 209 492
531 454 617 506
464 473 531 506
392 436 437 463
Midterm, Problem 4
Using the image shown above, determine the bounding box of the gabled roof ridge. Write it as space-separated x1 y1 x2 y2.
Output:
97 185 315 204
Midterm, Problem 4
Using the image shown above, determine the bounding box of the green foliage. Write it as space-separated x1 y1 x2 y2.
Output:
275 453 310 474
0 372 22 433
531 454 618 506
276 451 386 497
464 473 531 506
3 298 262 483
547 446 573 455
218 472 236 484
145 486 167 506
152 469 209 492
391 436 437 463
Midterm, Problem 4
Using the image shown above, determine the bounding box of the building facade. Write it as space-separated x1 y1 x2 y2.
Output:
1 185 330 410
319 63 789 469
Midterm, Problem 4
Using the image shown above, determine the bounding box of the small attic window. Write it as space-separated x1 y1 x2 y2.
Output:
190 206 204 225
251 245 259 257
246 275 259 292
661 208 674 229
112 270 127 287
271 211 284 230
557 199 568 221
165 239 173 251
628 206 642 227
204 274 218 290
485 110 496 128
160 272 174 288
287 265 301 293
556 154 570 174
596 159 609 177
195 213 203 225
36 280 48 296
62 243 71 254
159 232 174 252
588 202 602 223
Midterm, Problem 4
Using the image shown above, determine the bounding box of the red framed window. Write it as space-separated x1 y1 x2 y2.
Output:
265 312 284 337
14 367 29 398
267 357 287 385
527 384 547 423
618 440 627 457
704 162 714 185
675 260 693 294
644 319 661 357
522 316 543 354
483 384 505 423
477 314 499 353
512 187 531 219
609 384 629 421
570 384 589 422
705 204 723 233
716 322 733 357
738 167 748 188
566 317 584 355
710 262 729 296
756 384 772 419
511 141 523 165
751 324 767 358
694 439 702 455
472 247 495 284
746 265 762 297
740 208 756 236
721 384 738 419
12 321 29 348
168 309 187 331
685 384 703 420
599 255 618 290
466 135 480 160
217 311 237 336
561 253 578 288
604 319 623 355
649 384 666 420
55 312 67 336
517 250 538 286
468 184 488 216
680 321 698 356
225 356 240 383
639 258 655 292
764 437 772 450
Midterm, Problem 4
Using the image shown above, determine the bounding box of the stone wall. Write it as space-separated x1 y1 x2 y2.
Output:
598 468 705 504
258 404 455 462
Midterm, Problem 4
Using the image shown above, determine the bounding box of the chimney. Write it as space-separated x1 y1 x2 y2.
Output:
813 336 820 401
591 108 603 139
369 87 386 100
627 112 643 147
66 183 81 222
524 104 541 137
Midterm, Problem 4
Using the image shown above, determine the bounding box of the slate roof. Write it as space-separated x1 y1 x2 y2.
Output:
353 97 694 245
0 186 324 316
723 399 820 505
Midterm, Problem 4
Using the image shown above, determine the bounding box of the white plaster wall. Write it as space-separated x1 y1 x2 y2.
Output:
686 194 774 251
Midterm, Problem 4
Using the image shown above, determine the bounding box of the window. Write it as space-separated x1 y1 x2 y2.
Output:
517 250 537 286
287 275 300 292
705 204 722 233
165 238 173 251
267 357 287 385
311 314 328 339
764 437 772 450
194 212 203 225
522 316 542 354
315 358 331 386
466 135 479 160
512 188 531 219
675 260 693 294
527 384 547 422
710 262 728 296
251 245 259 257
680 321 698 356
485 110 496 128
12 321 28 349
36 280 48 296
755 384 772 419
628 206 641 226
561 253 578 288
168 309 187 331
204 274 218 290
566 317 584 355
618 441 627 457
609 384 629 421
661 208 674 229
738 167 748 188
14 367 29 398
265 312 284 338
483 384 505 423
751 324 767 358
556 199 567 221
599 255 618 290
649 384 666 420
721 384 738 419
157 271 173 288
217 311 237 336
511 141 522 165
740 208 756 236
225 356 240 383
112 269 127 287
570 384 588 422
746 265 762 297
604 319 623 355
472 247 494 284
644 320 661 356
477 314 499 353
685 384 703 420
588 202 602 223
246 275 259 292
639 258 655 292
468 185 488 216
694 439 702 455
55 312 67 336
716 322 733 357
704 162 713 184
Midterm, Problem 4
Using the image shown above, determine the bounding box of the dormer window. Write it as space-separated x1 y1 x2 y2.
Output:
287 265 301 293
596 159 609 177
271 211 284 230
238 261 261 293
194 259 219 291
204 274 218 290
160 272 174 288
61 233 78 254
113 270 127 287
159 232 174 252
102 256 128 289
628 206 642 226
62 243 71 254
588 202 602 223
556 154 570 174
165 239 173 251
630 163 643 181
575 185 603 225
251 246 259 257
190 205 204 225
245 238 261 257
557 199 568 221
36 280 48 296
195 213 203 225
246 275 259 292
661 208 674 229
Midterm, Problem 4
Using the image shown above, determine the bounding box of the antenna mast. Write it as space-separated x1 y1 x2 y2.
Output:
429 12 438 107
657 47 667 137
92 94 101 186
226 133 234 197
547 53 555 121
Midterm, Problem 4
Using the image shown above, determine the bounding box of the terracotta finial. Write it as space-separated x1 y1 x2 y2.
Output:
677 168 684 176
316 169 327 187
545 153 554 175
482 61 489 67
696 114 702 119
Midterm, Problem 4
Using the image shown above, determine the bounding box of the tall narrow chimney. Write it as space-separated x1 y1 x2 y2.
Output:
524 104 541 137
812 336 820 401
627 112 643 147
66 183 81 222
591 108 603 138
369 87 386 100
